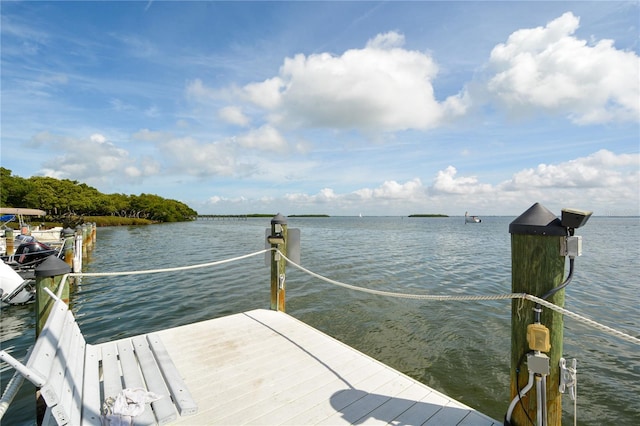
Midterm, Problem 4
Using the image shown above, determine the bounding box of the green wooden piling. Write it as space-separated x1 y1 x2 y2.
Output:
5 229 14 256
62 227 75 270
82 224 89 257
509 203 567 426
34 257 71 337
269 213 288 312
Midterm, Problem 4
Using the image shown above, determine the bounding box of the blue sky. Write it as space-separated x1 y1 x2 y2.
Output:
1 1 638 216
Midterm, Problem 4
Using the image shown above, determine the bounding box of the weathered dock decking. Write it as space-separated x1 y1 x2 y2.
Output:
133 309 500 425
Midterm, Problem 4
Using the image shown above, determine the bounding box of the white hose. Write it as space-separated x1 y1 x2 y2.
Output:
506 371 535 423
536 375 543 426
540 374 548 426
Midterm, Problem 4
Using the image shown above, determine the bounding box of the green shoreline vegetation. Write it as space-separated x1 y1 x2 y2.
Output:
2 168 452 227
1 167 196 226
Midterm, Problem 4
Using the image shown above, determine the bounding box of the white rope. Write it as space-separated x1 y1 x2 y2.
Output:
0 345 35 421
68 249 269 277
0 368 25 420
55 246 639 345
277 250 640 345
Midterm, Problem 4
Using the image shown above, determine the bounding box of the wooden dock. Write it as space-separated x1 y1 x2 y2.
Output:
127 309 500 425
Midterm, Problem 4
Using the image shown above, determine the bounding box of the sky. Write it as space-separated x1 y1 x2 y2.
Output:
1 1 639 217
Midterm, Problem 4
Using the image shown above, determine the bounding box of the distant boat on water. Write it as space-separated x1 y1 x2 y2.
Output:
465 212 482 223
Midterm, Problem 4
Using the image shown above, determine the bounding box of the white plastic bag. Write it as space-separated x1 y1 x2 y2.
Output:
102 388 162 426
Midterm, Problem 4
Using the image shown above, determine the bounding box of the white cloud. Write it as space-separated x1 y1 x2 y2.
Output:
124 166 142 178
241 31 468 132
203 150 638 216
285 188 338 204
235 125 288 152
431 166 493 194
354 178 425 200
504 149 639 189
90 133 107 144
218 106 250 126
243 77 284 110
162 136 238 176
37 133 154 184
487 12 640 124
185 78 217 100
366 31 406 50
188 13 638 139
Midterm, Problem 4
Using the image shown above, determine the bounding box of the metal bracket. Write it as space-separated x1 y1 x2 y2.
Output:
278 273 286 290
560 236 582 257
559 357 577 400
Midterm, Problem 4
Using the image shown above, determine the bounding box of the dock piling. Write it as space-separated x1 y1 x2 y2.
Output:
5 229 14 256
34 256 71 337
269 213 288 312
62 227 75 270
508 203 568 426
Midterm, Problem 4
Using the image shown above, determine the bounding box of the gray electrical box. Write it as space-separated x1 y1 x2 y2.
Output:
527 353 550 375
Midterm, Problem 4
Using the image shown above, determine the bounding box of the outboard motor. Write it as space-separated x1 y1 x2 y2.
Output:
13 240 60 266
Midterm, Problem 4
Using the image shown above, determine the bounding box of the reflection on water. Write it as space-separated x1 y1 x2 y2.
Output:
1 216 638 425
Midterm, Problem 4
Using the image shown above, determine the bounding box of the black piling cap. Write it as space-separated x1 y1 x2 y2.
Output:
62 227 75 237
35 256 72 278
271 213 287 225
509 202 567 236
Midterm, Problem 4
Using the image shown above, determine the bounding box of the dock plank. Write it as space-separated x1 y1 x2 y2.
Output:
149 309 499 425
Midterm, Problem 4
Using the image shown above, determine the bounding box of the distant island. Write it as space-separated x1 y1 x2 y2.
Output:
197 214 330 218
408 214 449 218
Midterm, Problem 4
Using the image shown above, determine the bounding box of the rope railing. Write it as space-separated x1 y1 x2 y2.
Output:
58 247 639 345
69 248 270 277
54 249 272 299
275 250 640 346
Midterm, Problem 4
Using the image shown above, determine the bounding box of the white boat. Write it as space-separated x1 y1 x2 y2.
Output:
465 212 482 223
28 226 64 243
0 261 34 306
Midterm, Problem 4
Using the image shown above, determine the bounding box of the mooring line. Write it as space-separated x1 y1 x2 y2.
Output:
276 250 640 345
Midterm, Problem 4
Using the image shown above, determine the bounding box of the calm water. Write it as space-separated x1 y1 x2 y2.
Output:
1 216 638 425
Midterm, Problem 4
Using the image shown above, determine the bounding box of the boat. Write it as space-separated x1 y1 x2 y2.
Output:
0 207 47 236
0 261 35 306
1 236 62 278
465 212 482 223
1 207 63 246
28 226 64 244
1 207 64 277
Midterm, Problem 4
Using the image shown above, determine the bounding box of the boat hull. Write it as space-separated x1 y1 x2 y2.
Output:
0 261 34 306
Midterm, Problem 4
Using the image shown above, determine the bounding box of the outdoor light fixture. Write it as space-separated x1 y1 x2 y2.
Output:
561 208 592 234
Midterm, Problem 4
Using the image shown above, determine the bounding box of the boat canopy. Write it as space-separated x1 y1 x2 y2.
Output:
0 208 46 216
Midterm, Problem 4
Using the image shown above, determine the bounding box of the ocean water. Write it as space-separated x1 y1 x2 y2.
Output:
1 215 638 425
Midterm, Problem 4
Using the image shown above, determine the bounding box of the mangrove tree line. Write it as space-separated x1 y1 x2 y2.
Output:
1 168 197 222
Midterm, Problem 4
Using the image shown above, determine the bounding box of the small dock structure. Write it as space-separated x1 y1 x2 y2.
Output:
156 308 498 425
1 288 498 425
